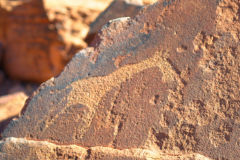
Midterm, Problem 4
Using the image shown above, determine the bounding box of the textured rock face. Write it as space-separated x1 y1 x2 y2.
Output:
0 0 112 82
85 0 143 44
0 138 211 160
1 0 240 159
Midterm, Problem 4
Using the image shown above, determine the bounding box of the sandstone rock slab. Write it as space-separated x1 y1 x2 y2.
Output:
1 0 240 159
0 137 212 160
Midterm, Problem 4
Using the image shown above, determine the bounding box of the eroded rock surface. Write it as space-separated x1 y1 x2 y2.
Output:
1 0 240 159
0 137 212 160
85 0 143 44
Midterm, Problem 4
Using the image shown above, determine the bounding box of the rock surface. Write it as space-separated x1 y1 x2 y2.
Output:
85 0 143 44
0 92 28 123
1 0 240 159
0 73 38 132
0 0 112 82
0 137 211 160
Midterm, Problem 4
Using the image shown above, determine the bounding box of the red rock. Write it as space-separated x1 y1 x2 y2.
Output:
0 0 65 82
0 0 112 82
44 0 113 54
1 0 240 159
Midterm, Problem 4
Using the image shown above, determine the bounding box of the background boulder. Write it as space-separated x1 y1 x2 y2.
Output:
0 0 112 82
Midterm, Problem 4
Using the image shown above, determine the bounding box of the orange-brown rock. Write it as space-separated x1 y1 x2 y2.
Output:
0 0 112 82
1 0 240 159
0 0 66 82
44 0 113 55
